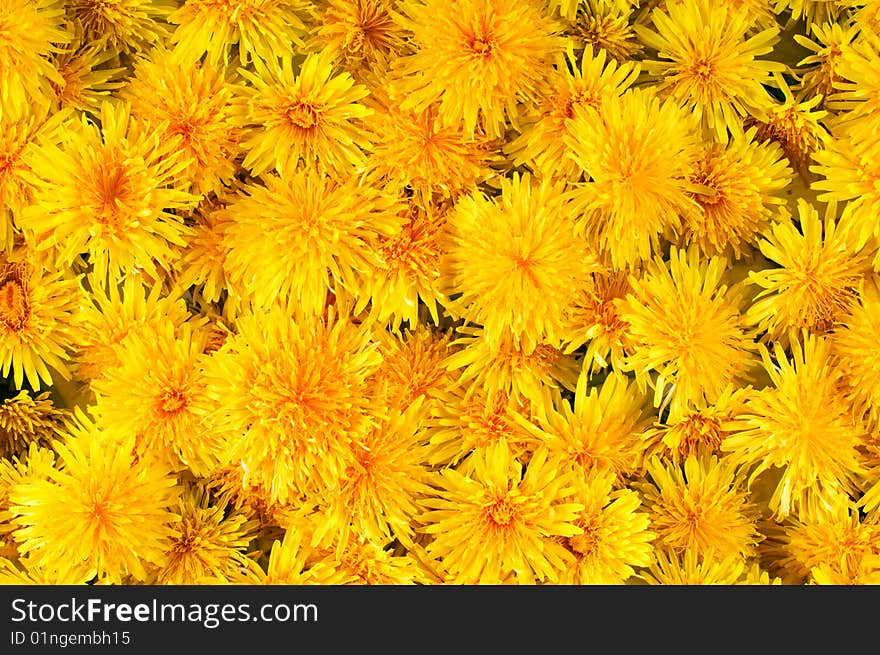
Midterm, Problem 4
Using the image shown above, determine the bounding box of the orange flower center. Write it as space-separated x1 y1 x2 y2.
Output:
286 102 320 130
160 388 189 415
0 278 28 330
485 496 517 527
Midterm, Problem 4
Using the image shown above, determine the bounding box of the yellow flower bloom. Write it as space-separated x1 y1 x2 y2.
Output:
155 485 258 585
313 402 432 551
444 325 580 406
643 385 750 465
309 0 408 75
508 45 640 180
49 38 126 115
124 48 242 197
370 324 455 414
236 51 373 177
644 547 745 584
420 441 583 584
746 200 868 340
250 521 344 584
794 21 859 102
635 0 783 141
222 169 402 315
748 74 830 176
202 305 382 505
684 127 792 260
564 0 644 63
723 333 868 518
426 387 539 468
557 471 655 584
523 371 649 482
566 88 701 269
443 173 596 353
394 0 563 138
67 0 175 52
618 246 757 416
772 496 880 584
0 390 66 458
833 276 880 429
560 269 635 374
0 255 79 391
169 0 308 66
175 196 234 305
357 196 449 329
0 0 69 114
640 455 761 560
92 322 218 476
21 103 196 281
72 273 192 382
9 410 180 583
365 103 496 200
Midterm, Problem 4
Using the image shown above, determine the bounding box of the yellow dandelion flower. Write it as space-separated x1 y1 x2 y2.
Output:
0 0 69 114
634 0 783 141
684 127 792 260
124 49 242 197
67 0 175 52
833 276 880 429
747 74 830 176
794 21 859 102
723 333 868 518
155 486 258 584
370 324 455 414
443 173 595 353
236 51 373 177
309 0 408 75
773 497 880 583
169 0 308 66
73 274 192 382
365 103 496 200
557 471 655 584
825 30 880 120
644 547 745 584
357 196 448 329
0 391 66 458
560 269 636 374
312 402 431 552
0 555 93 585
746 200 868 340
564 0 644 63
311 535 430 584
444 325 580 406
420 441 582 584
566 88 701 270
394 0 563 138
175 196 234 305
0 255 79 391
810 558 880 585
9 410 180 583
91 322 218 476
222 169 401 315
523 371 650 482
811 117 880 250
508 44 640 180
253 523 344 584
0 443 55 550
639 455 761 560
618 246 757 416
21 103 196 281
773 0 839 25
203 306 382 506
0 106 68 252
643 385 750 465
426 387 539 468
49 33 126 115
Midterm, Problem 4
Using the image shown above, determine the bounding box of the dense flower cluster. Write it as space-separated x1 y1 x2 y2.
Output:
1 0 879 585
